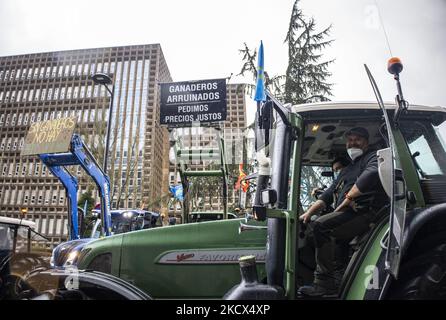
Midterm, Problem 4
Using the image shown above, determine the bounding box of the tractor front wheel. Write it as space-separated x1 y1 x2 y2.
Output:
388 243 446 299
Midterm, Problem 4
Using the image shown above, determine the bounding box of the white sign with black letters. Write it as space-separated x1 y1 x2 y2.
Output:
160 78 227 126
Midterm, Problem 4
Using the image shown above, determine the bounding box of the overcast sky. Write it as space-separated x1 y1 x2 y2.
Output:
1 0 445 117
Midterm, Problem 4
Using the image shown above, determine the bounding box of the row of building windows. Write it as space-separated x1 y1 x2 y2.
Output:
0 108 107 128
0 187 65 207
0 84 112 104
0 62 116 82
1 160 51 178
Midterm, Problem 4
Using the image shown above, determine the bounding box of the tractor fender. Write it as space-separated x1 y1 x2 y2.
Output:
401 203 446 258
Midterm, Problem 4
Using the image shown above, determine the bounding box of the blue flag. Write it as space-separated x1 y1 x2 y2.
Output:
169 185 184 202
254 41 266 102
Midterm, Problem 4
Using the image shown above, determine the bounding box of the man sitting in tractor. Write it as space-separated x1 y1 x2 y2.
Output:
311 156 350 203
298 127 388 297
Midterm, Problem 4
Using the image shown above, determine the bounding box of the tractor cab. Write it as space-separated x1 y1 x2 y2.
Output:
0 217 52 299
225 58 446 300
0 216 50 258
294 101 446 291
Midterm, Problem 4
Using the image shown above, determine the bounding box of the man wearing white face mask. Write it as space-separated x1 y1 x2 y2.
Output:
298 127 388 297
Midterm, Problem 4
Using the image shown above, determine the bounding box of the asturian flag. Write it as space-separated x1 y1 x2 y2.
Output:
254 40 266 102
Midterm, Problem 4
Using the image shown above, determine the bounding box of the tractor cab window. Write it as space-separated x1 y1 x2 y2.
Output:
300 165 333 211
400 119 446 179
0 224 13 250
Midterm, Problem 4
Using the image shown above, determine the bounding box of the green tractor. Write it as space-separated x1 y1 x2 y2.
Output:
224 58 446 300
15 58 446 300
77 58 446 300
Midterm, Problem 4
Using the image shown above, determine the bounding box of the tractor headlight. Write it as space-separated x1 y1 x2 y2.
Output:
64 250 80 266
123 212 133 219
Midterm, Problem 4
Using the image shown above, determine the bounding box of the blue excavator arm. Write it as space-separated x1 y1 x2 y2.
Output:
39 134 112 240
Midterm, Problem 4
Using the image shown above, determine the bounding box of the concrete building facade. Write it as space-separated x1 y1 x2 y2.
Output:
0 44 172 243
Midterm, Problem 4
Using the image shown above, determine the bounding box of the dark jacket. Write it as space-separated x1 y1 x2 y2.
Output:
319 149 388 212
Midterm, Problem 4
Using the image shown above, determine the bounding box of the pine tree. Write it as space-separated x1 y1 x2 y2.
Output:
239 0 334 104
284 0 334 104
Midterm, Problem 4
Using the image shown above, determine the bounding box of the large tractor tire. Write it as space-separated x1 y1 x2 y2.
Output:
388 243 446 299
0 253 50 300
24 269 152 300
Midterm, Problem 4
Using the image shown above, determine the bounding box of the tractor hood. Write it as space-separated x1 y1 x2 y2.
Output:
76 217 267 298
51 238 95 268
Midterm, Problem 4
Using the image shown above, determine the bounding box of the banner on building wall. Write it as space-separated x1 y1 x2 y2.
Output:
160 78 227 126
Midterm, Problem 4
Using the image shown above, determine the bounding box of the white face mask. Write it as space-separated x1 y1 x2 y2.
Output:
347 148 363 161
333 171 340 180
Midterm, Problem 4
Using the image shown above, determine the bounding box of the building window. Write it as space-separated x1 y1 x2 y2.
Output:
60 87 66 99
64 65 70 77
73 86 79 99
39 66 45 79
